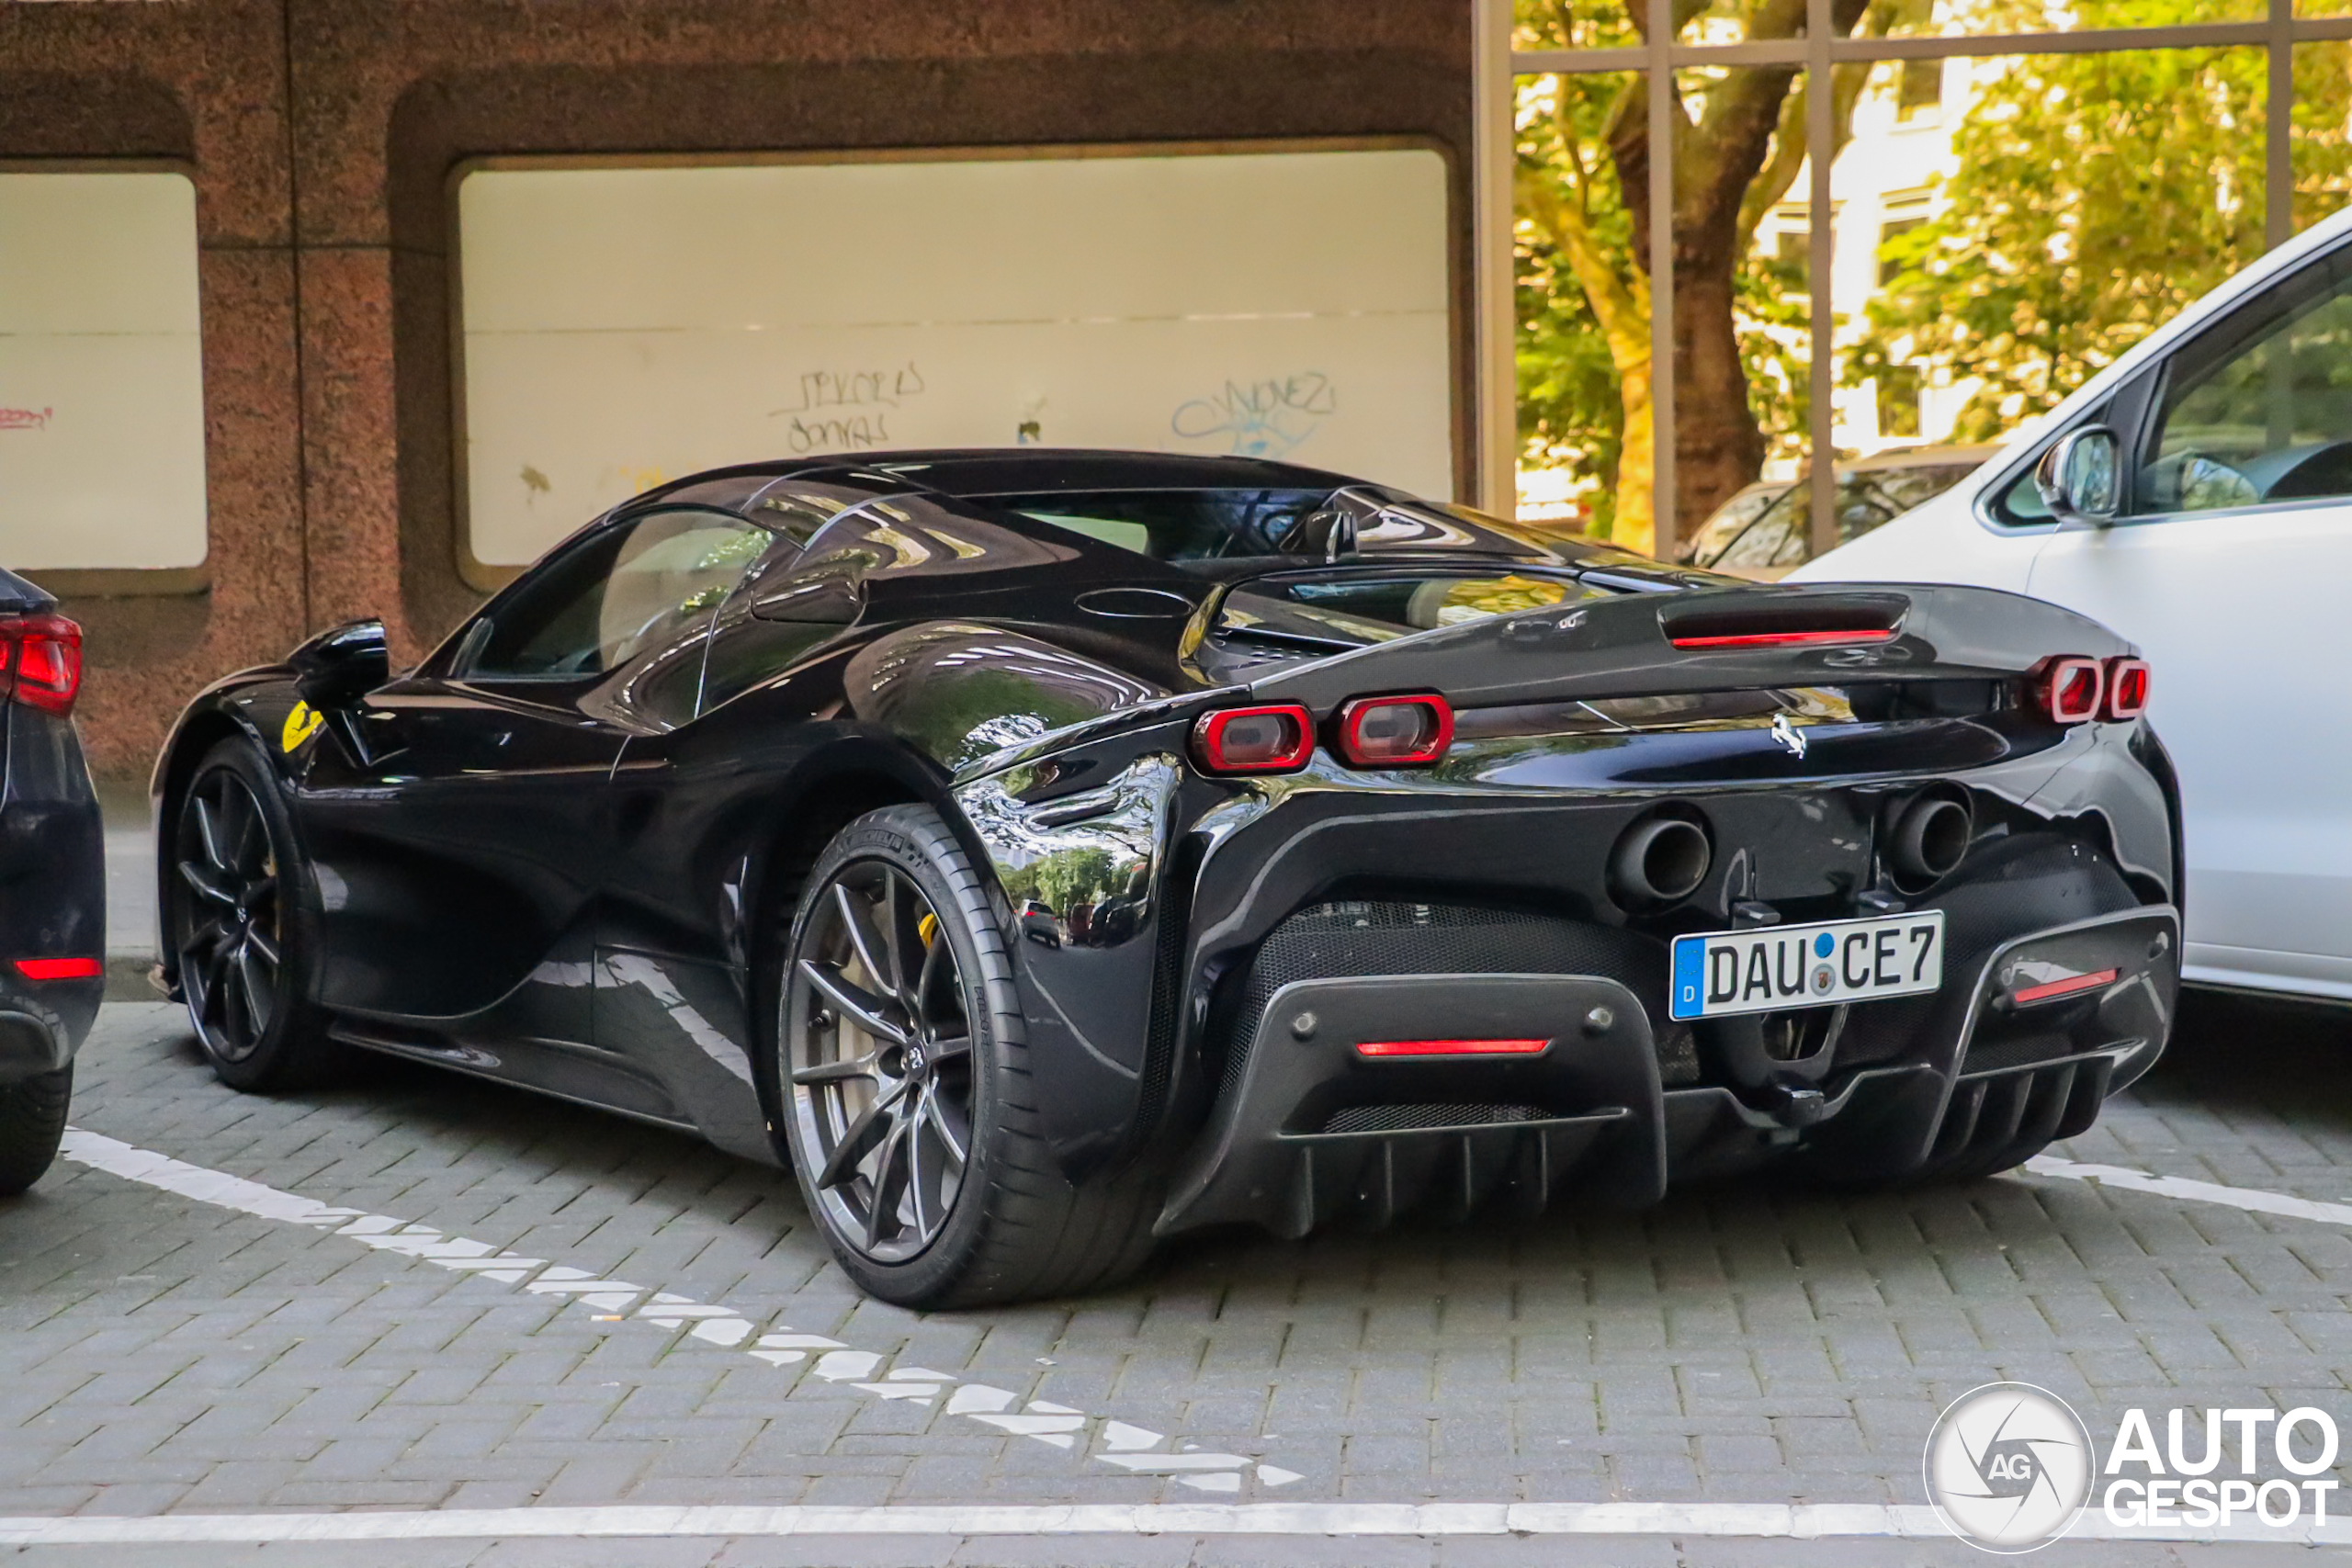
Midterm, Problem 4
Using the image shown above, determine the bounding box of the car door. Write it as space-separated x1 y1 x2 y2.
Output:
2024 242 2352 993
298 507 770 1045
587 493 879 1158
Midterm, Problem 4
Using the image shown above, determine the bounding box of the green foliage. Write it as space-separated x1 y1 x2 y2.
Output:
1740 252 1813 471
1849 14 2352 437
1515 58 1641 539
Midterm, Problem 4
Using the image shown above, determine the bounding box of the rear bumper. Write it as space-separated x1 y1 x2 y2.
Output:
0 705 107 1080
1157 903 2177 1236
0 1000 82 1082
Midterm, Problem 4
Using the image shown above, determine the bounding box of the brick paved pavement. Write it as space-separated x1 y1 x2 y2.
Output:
2 993 2349 1564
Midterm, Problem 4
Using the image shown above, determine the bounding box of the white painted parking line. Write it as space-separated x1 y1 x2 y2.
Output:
0 1501 2340 1545
54 1127 1298 1495
2028 1154 2352 1226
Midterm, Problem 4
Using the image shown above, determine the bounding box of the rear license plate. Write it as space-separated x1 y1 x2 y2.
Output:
1668 910 1946 1021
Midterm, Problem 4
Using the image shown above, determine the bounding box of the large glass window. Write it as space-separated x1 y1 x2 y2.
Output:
456 148 1452 583
0 171 205 579
1511 0 2352 564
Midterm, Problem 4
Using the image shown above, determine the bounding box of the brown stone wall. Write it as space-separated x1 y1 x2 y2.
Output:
1 0 1476 782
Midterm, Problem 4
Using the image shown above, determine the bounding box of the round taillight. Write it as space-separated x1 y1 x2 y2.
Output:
1192 704 1314 774
2034 656 2104 725
2105 657 2150 721
1333 694 1454 767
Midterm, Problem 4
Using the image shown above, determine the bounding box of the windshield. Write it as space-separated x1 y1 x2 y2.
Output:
1682 484 1788 565
1710 463 1980 571
1216 568 1603 648
979 488 1332 560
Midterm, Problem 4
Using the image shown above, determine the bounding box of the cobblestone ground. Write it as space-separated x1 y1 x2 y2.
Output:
3 993 2350 1566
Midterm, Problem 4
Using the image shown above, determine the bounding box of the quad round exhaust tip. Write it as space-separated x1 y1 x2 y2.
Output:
1888 792 1973 883
1610 817 1712 908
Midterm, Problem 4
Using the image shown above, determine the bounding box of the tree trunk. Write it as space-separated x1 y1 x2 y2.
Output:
1599 0 1874 553
1670 231 1764 539
1614 357 1657 555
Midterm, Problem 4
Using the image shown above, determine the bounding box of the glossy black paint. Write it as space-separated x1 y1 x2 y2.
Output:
0 569 104 1083
153 450 2182 1227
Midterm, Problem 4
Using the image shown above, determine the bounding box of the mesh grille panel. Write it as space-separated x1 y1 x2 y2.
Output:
1321 1103 1544 1134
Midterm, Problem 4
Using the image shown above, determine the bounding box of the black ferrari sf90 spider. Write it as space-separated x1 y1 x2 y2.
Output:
153 451 2180 1305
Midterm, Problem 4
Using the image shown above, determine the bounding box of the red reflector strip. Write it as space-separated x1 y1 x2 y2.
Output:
14 957 102 981
1354 1037 1550 1058
1668 628 1899 650
2010 967 2119 1006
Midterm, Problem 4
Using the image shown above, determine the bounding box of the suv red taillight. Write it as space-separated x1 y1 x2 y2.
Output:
2104 657 2150 721
1192 704 1314 774
0 614 83 718
2033 655 2104 726
1333 693 1454 766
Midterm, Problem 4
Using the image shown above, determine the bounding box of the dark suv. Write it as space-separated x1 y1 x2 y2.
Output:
0 569 101 1194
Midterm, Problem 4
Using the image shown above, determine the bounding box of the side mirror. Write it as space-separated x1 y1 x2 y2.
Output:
288 618 390 708
2034 425 2121 527
751 574 863 625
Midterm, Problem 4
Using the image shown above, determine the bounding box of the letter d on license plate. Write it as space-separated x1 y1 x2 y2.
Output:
1668 910 1946 1021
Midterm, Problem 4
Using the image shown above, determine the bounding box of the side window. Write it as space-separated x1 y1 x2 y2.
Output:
462 509 770 681
2140 262 2352 514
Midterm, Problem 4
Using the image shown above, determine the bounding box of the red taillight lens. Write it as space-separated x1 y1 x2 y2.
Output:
1192 704 1314 774
2034 656 2104 725
2105 657 2150 721
1355 1037 1550 1058
0 614 84 718
14 957 101 981
1334 694 1453 767
2010 967 2119 1006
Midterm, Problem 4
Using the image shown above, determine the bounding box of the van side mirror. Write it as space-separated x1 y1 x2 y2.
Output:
289 618 390 707
2034 426 2121 528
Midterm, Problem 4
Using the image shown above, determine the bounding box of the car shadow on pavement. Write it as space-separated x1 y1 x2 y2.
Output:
84 987 2352 1314
2124 987 2352 1122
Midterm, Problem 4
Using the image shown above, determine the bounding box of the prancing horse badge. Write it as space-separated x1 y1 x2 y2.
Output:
1770 712 1808 759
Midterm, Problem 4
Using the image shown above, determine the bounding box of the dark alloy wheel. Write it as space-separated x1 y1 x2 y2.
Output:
776 805 1162 1307
786 856 976 1263
175 763 284 1062
167 739 335 1091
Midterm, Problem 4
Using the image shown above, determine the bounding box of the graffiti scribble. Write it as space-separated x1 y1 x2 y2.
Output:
771 363 926 418
1170 374 1334 459
784 412 891 455
0 407 54 433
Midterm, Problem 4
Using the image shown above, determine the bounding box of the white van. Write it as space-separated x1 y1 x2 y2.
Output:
1792 207 2352 1004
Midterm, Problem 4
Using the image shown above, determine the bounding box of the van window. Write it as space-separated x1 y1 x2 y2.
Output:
2140 263 2352 513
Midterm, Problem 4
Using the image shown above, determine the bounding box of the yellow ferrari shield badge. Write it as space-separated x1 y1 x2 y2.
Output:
281 701 323 753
